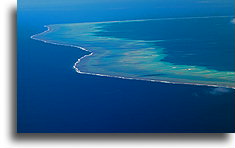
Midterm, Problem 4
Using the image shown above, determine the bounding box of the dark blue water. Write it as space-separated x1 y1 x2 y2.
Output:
17 0 234 133
95 17 234 71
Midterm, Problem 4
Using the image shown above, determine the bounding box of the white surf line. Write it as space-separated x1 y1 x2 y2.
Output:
31 25 90 52
52 15 234 25
73 54 235 89
31 16 235 89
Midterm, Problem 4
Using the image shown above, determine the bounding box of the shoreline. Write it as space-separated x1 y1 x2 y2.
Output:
30 18 235 89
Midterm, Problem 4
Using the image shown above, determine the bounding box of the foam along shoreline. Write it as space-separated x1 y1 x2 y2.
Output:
31 16 235 89
73 51 234 89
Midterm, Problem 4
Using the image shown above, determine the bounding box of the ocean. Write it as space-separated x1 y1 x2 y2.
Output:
17 0 234 133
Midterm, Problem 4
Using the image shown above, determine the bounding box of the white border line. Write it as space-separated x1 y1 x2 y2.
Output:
30 16 235 89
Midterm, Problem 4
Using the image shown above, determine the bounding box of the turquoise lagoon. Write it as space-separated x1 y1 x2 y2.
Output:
32 16 235 88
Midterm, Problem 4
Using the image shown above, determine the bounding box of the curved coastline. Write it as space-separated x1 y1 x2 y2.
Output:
30 18 235 89
31 25 91 52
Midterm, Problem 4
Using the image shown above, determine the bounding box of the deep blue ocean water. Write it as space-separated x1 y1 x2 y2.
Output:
17 0 234 133
95 17 234 71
